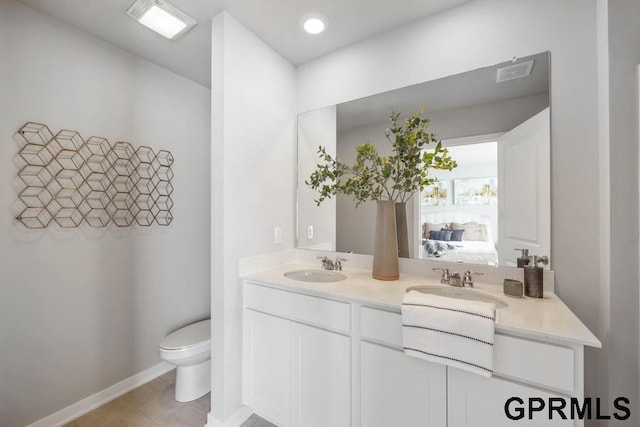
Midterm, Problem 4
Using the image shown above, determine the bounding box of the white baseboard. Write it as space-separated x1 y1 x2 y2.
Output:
205 406 253 427
27 361 174 427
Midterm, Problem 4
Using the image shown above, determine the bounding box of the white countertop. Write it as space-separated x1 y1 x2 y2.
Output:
242 262 601 348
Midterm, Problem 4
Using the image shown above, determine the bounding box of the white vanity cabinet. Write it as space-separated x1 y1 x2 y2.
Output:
243 281 587 427
361 341 447 426
448 369 574 427
243 309 291 426
243 282 351 427
361 306 583 427
360 306 447 426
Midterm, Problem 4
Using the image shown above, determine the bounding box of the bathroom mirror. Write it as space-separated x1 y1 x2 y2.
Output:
297 52 551 268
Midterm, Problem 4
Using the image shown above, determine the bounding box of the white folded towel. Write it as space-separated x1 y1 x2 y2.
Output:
401 290 496 377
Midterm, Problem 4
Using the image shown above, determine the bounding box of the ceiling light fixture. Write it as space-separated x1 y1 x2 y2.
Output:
127 0 196 40
300 13 328 35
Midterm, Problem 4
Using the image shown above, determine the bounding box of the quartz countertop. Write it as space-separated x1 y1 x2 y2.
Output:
242 262 601 348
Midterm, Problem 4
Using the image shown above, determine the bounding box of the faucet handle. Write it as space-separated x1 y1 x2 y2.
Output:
462 271 483 287
432 267 450 283
335 258 347 271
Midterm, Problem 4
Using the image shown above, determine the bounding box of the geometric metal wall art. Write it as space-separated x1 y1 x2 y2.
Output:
15 122 174 229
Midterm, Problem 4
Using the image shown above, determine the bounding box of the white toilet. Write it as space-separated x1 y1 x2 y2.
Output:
159 319 211 402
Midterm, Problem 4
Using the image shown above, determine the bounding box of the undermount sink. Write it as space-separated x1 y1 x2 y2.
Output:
284 269 347 283
406 285 509 309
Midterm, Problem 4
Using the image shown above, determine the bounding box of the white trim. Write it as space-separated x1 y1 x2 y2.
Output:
205 406 253 427
26 362 174 427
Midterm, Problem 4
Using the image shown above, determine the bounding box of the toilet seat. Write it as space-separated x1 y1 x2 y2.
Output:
160 319 210 351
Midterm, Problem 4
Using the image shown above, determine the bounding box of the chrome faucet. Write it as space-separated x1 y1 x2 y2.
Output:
433 267 468 287
334 257 347 271
433 267 451 285
462 270 484 287
318 256 347 271
449 272 462 287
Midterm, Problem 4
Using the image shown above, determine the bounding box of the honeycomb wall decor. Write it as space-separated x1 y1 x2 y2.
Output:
14 122 175 229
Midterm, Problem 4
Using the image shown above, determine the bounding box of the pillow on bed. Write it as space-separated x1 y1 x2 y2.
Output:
450 228 465 241
429 229 453 241
451 222 487 241
423 222 449 238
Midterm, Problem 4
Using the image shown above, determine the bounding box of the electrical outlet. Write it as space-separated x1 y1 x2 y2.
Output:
274 227 282 245
307 225 314 240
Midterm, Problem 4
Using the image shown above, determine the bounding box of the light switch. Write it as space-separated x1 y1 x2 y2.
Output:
307 225 314 240
274 227 282 245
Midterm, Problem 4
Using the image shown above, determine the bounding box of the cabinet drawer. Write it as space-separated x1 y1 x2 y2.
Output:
361 306 403 348
494 334 574 394
244 282 351 333
361 307 575 393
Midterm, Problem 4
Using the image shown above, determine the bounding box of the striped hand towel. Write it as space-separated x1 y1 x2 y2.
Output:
401 290 496 377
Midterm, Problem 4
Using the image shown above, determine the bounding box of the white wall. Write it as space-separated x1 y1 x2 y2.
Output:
210 12 296 424
0 2 211 426
298 0 607 417
297 106 337 251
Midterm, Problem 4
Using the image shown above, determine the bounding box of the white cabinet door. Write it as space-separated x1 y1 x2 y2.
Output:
448 368 576 427
290 322 350 427
361 341 447 427
242 309 291 427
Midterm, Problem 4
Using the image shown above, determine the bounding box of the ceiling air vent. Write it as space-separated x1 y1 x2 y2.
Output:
496 60 534 83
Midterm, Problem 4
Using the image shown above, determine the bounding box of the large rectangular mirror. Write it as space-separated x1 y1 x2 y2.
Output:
297 52 550 268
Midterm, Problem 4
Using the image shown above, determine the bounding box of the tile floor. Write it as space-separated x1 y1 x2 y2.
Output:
64 369 275 427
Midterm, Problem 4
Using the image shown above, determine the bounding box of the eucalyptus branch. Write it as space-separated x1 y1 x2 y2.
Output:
306 109 457 207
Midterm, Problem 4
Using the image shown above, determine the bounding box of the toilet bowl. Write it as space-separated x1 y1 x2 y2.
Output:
159 319 211 402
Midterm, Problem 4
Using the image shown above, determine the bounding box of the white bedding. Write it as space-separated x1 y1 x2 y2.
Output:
420 239 498 265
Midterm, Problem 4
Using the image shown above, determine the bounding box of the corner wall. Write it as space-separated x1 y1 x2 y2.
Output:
210 11 296 423
297 0 606 416
0 2 211 426
607 0 640 418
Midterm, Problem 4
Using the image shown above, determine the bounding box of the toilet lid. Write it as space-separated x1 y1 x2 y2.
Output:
160 319 211 350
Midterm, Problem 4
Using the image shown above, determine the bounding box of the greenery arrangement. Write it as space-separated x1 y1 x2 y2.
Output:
306 109 457 206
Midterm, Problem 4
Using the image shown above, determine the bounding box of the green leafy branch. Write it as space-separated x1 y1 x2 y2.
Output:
306 109 457 206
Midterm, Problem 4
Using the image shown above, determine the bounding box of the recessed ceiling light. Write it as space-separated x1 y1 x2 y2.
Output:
300 13 328 35
127 0 196 40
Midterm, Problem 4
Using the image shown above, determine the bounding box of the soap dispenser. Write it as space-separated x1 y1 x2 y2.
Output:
523 255 548 298
514 248 530 268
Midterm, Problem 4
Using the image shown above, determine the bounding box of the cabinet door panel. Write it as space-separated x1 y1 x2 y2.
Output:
291 323 350 427
448 368 577 427
243 309 290 426
361 341 447 427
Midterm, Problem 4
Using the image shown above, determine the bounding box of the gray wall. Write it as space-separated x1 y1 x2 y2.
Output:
0 2 211 426
607 0 640 420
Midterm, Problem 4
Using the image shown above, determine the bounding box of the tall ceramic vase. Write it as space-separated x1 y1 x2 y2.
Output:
372 200 399 281
395 202 410 258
